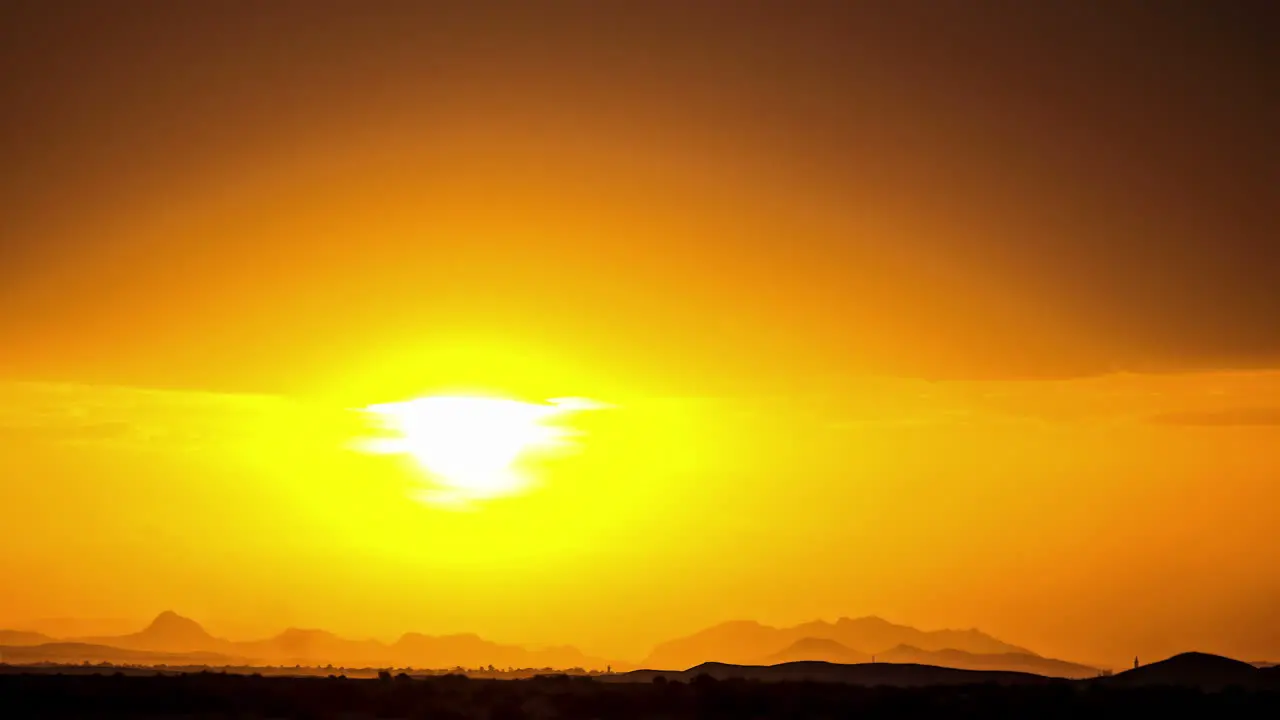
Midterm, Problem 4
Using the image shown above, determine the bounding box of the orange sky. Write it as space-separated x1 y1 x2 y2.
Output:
2 371 1278 666
0 1 1277 668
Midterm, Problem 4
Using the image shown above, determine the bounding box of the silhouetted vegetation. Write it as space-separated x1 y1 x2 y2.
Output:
0 670 1277 719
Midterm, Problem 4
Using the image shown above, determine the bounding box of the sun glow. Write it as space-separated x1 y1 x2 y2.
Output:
360 396 601 507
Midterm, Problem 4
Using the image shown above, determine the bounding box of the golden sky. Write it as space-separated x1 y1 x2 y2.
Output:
0 1 1277 668
2 370 1278 666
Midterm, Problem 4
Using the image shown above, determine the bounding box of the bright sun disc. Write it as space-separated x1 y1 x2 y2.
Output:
359 396 599 507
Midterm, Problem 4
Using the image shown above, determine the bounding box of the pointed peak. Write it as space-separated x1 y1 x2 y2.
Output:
788 636 851 649
277 627 337 640
139 611 211 640
147 611 199 628
879 643 927 655
713 619 767 628
395 631 487 644
837 615 895 626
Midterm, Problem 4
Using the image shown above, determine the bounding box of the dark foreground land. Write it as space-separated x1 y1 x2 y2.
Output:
2 670 1279 719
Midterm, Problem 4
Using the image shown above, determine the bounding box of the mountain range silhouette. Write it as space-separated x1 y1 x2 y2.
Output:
0 630 54 647
3 612 1275 686
641 616 1035 669
0 612 605 669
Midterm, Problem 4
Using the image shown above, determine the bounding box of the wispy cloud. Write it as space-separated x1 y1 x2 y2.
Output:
1149 407 1280 427
0 381 349 451
806 370 1280 429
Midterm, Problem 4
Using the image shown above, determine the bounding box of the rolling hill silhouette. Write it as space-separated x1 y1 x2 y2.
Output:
755 638 1097 678
721 632 1100 676
763 638 871 665
875 644 1099 678
0 630 54 646
236 628 387 666
642 616 1033 669
0 642 239 665
612 660 1058 687
391 632 595 669
9 618 137 638
1103 652 1264 690
606 653 1280 690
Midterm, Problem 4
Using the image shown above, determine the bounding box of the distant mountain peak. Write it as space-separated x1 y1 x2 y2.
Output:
764 637 872 666
92 611 223 654
836 615 901 628
710 620 771 630
888 643 924 653
788 637 851 649
277 627 338 640
142 611 209 638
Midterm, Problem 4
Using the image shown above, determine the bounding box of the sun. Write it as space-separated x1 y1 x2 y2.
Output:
359 396 599 507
